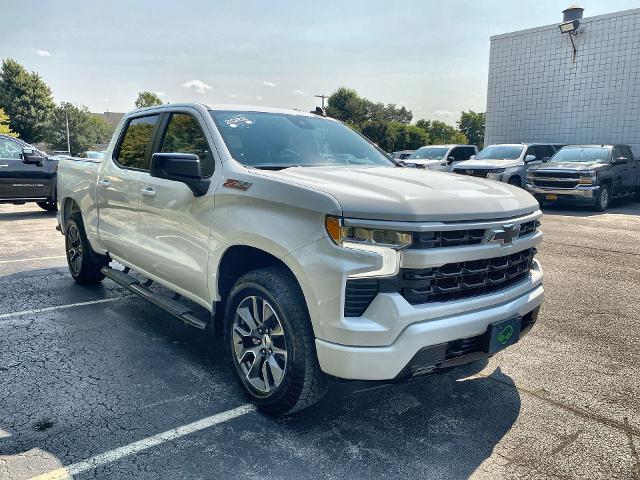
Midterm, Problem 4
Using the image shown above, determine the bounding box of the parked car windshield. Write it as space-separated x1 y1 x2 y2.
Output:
476 145 524 160
408 147 448 160
210 111 394 169
551 147 610 163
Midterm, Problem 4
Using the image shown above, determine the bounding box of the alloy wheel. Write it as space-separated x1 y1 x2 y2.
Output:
231 295 288 396
67 224 83 276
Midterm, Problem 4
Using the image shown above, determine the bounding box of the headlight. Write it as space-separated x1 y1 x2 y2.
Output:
578 171 596 184
486 168 505 174
325 216 412 249
325 216 412 278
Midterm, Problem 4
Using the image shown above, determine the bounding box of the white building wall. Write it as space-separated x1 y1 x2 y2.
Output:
485 8 640 155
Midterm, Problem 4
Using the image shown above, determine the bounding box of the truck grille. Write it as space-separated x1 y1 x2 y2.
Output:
344 248 537 316
454 169 488 178
410 219 539 249
532 179 579 188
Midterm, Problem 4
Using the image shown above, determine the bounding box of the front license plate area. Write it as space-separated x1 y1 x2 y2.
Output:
486 317 522 353
546 194 558 200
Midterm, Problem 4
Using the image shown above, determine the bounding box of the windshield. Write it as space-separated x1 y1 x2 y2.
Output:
551 147 610 163
210 111 394 168
476 145 524 160
409 147 448 160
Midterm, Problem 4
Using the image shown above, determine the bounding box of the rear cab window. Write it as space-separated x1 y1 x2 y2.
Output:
116 115 161 170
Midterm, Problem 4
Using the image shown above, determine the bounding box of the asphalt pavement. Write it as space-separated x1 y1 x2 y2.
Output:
0 201 639 480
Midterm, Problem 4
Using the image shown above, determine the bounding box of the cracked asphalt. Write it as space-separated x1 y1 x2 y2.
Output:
1 200 639 480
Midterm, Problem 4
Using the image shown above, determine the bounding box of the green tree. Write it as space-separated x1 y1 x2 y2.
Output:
416 119 467 145
326 87 413 127
0 58 54 142
46 103 114 155
135 91 163 109
0 108 18 137
457 111 485 148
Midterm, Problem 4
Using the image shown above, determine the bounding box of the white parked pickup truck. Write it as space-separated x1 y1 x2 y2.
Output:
56 103 544 414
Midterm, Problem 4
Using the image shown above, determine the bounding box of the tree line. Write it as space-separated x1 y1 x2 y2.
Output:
0 58 485 155
0 58 166 155
326 87 485 152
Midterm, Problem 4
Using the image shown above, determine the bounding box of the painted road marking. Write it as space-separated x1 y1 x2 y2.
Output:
0 255 66 264
0 297 123 321
29 404 255 480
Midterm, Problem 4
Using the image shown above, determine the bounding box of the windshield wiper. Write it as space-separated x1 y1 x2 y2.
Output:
250 164 302 170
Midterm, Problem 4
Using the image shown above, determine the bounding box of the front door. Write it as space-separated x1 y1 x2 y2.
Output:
137 109 219 305
0 137 49 200
97 114 161 265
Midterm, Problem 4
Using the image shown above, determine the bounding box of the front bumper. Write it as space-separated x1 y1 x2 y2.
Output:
527 183 599 204
315 279 544 380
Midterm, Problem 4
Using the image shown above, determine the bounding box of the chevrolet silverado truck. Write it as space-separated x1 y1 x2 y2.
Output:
56 103 544 414
453 143 563 188
0 134 58 211
527 144 640 211
404 144 478 171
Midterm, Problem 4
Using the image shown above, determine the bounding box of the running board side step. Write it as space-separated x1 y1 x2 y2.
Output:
101 267 208 330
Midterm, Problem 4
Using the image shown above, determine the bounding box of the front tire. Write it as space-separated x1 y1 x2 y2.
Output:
65 212 108 284
37 201 57 212
224 267 327 415
593 184 610 212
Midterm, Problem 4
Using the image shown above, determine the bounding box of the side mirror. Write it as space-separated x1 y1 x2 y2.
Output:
150 153 210 197
612 156 628 165
447 156 455 164
524 154 536 163
542 157 550 163
22 148 42 165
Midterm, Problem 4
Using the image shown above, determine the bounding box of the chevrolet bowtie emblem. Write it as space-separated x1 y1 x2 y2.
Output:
484 224 521 244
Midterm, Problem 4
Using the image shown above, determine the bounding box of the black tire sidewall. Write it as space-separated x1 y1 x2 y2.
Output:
65 213 105 283
596 185 609 211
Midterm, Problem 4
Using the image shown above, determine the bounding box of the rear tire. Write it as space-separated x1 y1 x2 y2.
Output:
224 267 327 415
593 184 610 212
37 201 57 212
65 212 108 284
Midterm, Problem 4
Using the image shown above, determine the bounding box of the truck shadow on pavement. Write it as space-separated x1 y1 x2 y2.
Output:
0 208 57 222
0 269 520 479
541 200 640 217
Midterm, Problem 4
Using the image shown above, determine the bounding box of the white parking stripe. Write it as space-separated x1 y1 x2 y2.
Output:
0 297 123 321
0 255 66 264
29 404 255 480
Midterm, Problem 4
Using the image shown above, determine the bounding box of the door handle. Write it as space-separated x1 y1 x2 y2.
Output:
98 179 110 187
0 164 8 168
141 187 156 197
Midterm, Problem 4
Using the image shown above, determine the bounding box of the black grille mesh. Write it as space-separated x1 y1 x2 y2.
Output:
344 248 537 317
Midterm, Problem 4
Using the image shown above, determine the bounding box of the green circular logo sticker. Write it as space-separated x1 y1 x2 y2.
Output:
498 325 514 344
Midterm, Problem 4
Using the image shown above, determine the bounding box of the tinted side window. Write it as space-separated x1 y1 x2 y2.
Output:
612 146 624 162
117 115 160 170
525 146 536 159
160 113 214 176
450 147 470 161
463 147 476 159
0 138 23 159
535 145 554 160
621 145 633 160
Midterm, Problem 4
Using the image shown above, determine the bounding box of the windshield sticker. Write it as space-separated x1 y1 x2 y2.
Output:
225 115 254 128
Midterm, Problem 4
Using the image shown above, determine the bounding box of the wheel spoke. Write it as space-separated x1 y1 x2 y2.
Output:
251 296 263 326
237 306 259 332
267 355 285 385
232 322 251 339
261 358 271 392
271 345 287 360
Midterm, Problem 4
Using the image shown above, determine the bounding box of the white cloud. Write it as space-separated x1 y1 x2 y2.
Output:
155 91 166 97
181 79 212 94
433 110 454 116
292 89 307 96
255 96 264 101
228 94 240 98
31 47 52 57
263 81 277 88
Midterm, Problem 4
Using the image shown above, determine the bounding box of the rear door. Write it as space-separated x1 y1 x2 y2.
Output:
97 114 161 264
610 146 630 195
619 145 637 194
137 109 219 304
0 137 49 200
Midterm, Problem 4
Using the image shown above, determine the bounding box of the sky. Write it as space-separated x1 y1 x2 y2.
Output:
2 0 639 124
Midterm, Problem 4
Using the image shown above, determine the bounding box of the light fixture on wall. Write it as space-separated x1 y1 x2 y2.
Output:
560 5 585 63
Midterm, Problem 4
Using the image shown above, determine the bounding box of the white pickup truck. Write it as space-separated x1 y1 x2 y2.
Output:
56 103 544 414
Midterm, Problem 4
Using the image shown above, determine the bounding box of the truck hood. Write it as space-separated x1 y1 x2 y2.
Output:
254 166 538 222
529 161 610 172
403 159 446 168
453 159 523 170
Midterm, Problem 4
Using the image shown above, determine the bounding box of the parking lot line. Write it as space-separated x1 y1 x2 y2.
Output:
0 255 66 264
0 297 124 321
28 404 255 480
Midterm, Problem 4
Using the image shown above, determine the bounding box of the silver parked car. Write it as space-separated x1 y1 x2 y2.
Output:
404 144 478 171
452 143 564 187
